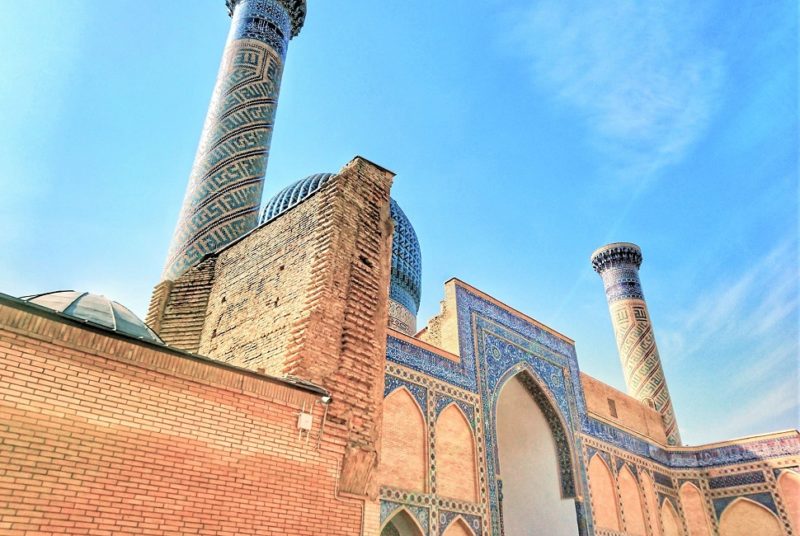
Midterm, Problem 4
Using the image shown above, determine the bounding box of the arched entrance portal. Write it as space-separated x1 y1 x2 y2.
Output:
381 509 424 536
496 372 579 535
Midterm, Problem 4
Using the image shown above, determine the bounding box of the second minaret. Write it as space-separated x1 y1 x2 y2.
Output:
591 242 681 446
162 0 306 280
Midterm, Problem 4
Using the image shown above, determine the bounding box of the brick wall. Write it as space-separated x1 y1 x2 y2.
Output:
379 388 427 492
146 257 217 353
0 301 365 535
581 373 667 445
148 156 395 500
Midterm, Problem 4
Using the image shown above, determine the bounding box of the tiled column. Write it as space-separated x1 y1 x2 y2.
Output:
162 0 306 280
591 242 682 446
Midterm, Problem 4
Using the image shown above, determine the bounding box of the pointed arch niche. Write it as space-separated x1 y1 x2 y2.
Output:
588 453 620 532
442 516 476 536
679 482 711 536
778 470 800 531
435 403 478 503
641 471 662 536
495 371 579 536
380 387 427 492
381 508 424 536
618 465 647 536
718 498 783 536
661 499 684 536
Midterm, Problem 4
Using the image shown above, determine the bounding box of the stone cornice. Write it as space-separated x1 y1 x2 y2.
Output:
590 242 643 273
226 0 306 37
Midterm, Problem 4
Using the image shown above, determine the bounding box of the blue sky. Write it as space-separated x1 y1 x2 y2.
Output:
1 0 797 445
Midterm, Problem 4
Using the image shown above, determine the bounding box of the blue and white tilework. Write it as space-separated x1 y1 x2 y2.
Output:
383 281 800 535
381 500 430 534
384 374 427 412
438 511 482 536
708 471 766 489
433 394 475 429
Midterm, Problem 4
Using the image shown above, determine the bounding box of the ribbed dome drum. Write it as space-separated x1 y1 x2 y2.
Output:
260 173 422 334
21 291 163 344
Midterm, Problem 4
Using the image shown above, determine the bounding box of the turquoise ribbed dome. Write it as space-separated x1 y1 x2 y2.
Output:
260 173 421 315
21 291 163 344
261 173 335 222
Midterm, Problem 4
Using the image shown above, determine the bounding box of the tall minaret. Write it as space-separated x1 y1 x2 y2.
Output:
162 0 306 280
591 243 681 446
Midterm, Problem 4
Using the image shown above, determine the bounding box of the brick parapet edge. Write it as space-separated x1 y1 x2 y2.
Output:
0 298 324 409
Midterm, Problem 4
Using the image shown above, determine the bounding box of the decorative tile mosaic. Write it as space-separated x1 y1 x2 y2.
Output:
387 334 477 392
227 0 306 37
433 393 475 429
380 500 430 534
163 6 287 280
590 449 612 470
452 285 587 535
708 471 766 489
654 471 674 488
666 436 800 468
658 493 678 509
615 457 626 472
230 0 291 58
583 417 800 469
384 374 427 412
712 492 778 518
438 510 482 536
383 281 799 536
388 199 422 315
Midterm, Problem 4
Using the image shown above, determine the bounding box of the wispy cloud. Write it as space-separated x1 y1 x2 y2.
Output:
661 239 799 361
659 237 799 440
712 375 799 439
502 0 725 181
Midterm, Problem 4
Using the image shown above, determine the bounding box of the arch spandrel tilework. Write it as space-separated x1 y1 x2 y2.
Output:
385 374 428 412
380 502 430 535
438 511 482 536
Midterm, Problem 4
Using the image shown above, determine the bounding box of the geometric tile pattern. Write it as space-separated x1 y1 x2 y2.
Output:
433 394 475 429
261 173 334 222
712 492 779 518
162 0 291 280
455 287 586 536
708 471 766 489
227 0 307 38
385 374 427 412
591 243 681 446
388 199 422 315
437 510 482 536
380 500 430 535
654 471 674 488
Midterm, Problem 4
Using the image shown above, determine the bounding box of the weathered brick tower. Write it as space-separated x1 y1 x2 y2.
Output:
591 242 682 446
162 0 306 280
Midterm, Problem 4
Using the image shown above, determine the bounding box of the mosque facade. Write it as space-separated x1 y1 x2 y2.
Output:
1 1 798 535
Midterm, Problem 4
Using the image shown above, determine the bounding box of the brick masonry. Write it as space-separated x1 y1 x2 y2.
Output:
149 156 395 500
0 300 364 535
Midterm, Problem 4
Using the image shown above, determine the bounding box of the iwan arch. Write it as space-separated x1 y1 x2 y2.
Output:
1 1 798 535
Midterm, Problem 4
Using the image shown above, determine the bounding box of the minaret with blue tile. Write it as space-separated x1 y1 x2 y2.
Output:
591 242 682 446
162 0 306 281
